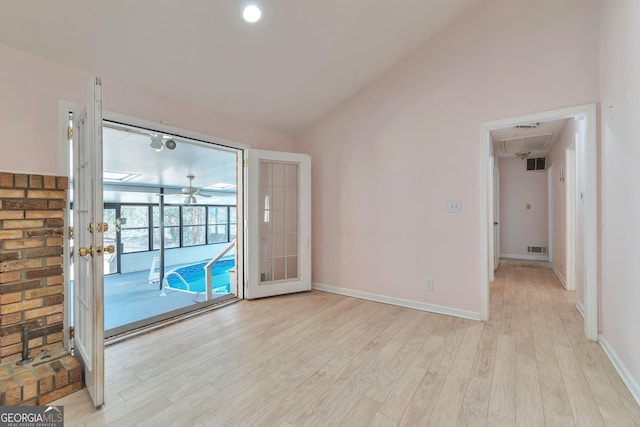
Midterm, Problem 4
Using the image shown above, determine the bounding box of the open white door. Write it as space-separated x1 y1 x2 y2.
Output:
246 150 311 299
72 77 105 407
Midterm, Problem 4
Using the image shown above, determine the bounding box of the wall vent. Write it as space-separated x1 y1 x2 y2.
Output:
526 157 546 171
514 122 540 129
527 245 547 254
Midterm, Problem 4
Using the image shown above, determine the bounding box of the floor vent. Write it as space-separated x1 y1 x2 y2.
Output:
527 245 547 254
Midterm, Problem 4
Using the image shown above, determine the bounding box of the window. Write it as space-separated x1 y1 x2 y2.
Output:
229 207 237 241
208 206 228 243
152 206 180 249
114 203 236 252
120 205 150 253
182 206 207 246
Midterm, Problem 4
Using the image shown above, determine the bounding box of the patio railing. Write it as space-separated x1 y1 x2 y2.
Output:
204 239 236 300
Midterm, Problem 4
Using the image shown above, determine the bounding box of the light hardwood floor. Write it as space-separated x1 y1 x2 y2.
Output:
56 261 640 426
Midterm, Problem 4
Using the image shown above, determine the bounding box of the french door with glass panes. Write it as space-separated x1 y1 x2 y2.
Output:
72 77 105 408
246 150 311 298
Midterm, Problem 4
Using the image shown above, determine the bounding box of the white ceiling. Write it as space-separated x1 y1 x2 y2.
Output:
0 0 482 136
491 119 568 159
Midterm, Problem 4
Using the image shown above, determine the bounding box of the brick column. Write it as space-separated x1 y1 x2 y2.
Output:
0 172 67 363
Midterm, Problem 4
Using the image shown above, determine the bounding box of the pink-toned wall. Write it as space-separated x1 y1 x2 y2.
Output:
498 157 548 258
0 43 293 177
599 0 640 397
294 0 599 314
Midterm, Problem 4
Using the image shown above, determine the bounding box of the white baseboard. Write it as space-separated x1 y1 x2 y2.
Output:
576 300 585 318
553 266 568 289
599 336 640 407
501 253 549 261
312 282 481 321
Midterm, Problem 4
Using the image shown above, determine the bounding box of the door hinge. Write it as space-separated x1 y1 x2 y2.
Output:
67 126 73 141
243 159 248 168
68 226 74 239
69 326 74 339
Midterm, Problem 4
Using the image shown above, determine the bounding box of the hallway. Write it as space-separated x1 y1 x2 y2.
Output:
56 261 640 426
487 260 639 426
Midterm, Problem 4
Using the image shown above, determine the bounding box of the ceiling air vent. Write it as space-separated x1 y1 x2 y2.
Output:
524 135 549 151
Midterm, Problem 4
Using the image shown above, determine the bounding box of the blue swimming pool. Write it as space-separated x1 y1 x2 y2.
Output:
164 258 235 294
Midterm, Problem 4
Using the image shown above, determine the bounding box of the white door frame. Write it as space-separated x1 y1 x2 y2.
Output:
488 156 495 281
59 101 74 351
547 165 553 263
480 104 598 341
61 110 249 352
565 143 577 292
103 112 247 298
493 160 500 275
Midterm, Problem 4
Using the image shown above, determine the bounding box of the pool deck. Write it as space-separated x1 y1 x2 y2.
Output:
104 267 232 333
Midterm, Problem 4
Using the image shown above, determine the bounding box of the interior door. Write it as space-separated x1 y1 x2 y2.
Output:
246 150 311 299
72 77 105 407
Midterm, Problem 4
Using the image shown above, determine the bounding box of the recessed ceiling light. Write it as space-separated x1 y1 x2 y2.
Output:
242 4 262 23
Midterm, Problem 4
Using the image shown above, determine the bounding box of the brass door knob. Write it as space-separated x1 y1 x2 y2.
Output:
79 246 93 257
104 245 115 254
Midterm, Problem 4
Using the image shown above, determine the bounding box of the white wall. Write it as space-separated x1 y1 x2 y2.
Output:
0 43 293 178
498 157 548 259
294 0 599 314
599 0 640 401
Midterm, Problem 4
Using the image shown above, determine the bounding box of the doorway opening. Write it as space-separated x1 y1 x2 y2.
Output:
480 104 598 340
70 119 243 339
490 118 567 266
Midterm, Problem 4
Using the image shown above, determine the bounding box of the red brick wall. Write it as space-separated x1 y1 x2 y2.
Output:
0 172 67 362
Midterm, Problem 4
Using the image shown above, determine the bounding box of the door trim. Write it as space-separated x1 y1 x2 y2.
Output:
547 165 553 263
59 101 74 352
60 108 249 352
565 143 577 291
480 103 598 341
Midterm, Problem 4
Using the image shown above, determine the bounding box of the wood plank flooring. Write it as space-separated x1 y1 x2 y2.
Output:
56 260 640 426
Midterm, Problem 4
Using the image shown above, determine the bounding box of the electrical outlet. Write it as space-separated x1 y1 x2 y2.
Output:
447 200 461 213
424 278 434 290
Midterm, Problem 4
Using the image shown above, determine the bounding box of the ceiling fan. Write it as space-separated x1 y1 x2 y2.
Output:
159 174 211 204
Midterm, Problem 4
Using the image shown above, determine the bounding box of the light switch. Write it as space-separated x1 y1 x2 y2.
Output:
447 200 462 213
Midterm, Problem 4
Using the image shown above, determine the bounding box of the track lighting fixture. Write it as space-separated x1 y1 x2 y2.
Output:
150 135 178 152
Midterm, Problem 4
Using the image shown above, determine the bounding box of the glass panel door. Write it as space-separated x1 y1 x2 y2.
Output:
247 149 310 299
260 161 299 282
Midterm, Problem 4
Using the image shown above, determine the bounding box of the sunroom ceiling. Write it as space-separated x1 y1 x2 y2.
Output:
101 124 237 205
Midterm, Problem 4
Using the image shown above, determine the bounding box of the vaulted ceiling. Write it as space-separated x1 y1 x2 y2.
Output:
0 0 482 135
